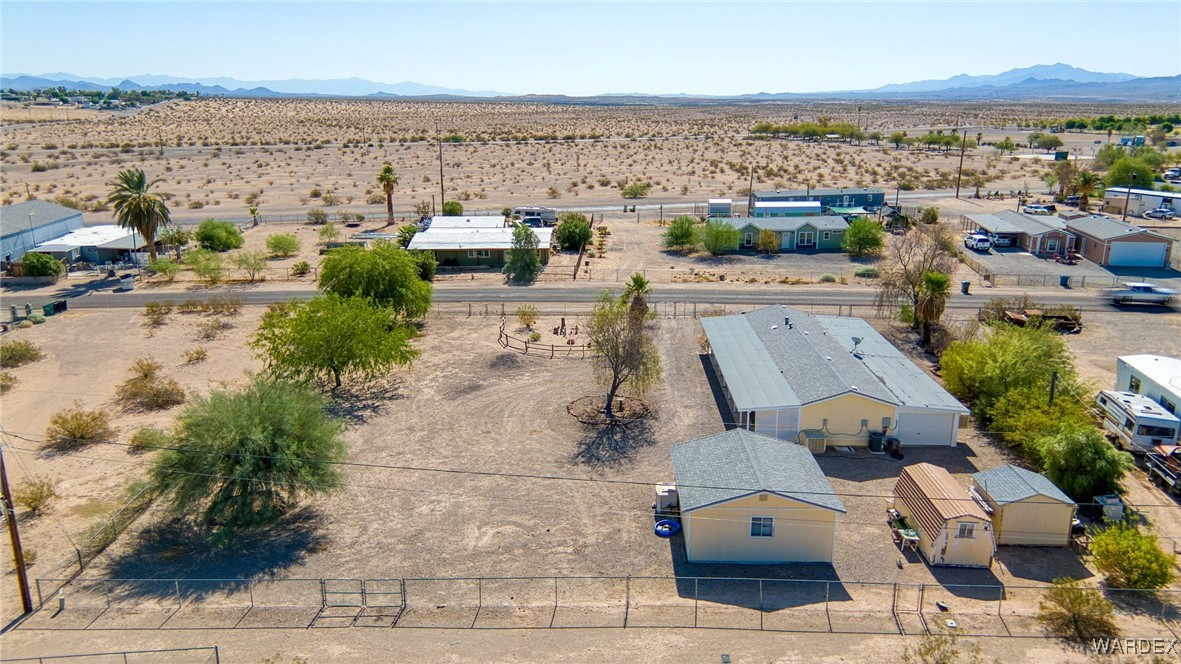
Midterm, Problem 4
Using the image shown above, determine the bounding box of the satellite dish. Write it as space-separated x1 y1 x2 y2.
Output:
851 337 863 353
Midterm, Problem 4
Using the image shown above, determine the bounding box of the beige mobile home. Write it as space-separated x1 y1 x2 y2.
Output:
893 463 995 568
971 465 1076 547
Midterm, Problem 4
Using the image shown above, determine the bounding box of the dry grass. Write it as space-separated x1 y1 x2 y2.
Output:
114 359 186 411
44 403 116 451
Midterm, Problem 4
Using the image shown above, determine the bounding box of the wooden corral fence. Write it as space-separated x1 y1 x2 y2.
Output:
498 316 589 359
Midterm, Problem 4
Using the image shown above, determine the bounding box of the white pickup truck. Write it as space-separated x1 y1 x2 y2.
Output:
1103 282 1177 305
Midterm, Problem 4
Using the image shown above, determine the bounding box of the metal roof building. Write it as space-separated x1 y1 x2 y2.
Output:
1117 355 1181 414
0 200 85 264
894 463 995 566
407 226 554 251
424 216 508 229
30 225 147 264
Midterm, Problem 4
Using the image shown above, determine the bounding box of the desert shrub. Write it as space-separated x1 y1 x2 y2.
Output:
990 385 1091 459
232 250 268 282
0 339 45 368
0 371 16 393
919 207 940 224
317 222 340 242
195 220 244 251
409 250 437 281
203 296 241 316
197 318 232 340
699 220 739 255
27 313 45 324
1090 522 1175 590
15 477 57 516
184 249 224 284
182 347 208 364
854 266 879 278
143 301 173 327
22 547 37 565
307 208 329 224
146 257 179 281
517 304 539 329
819 273 837 283
663 215 697 251
290 260 311 277
1033 423 1131 500
19 252 64 277
621 182 651 199
528 332 542 342
1037 577 1117 641
115 359 186 411
441 200 464 216
901 629 983 664
554 213 592 250
266 233 301 257
129 426 171 454
45 403 116 450
16 321 33 329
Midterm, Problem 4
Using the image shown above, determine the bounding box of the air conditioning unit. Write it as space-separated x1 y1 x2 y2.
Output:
655 484 679 513
800 431 826 454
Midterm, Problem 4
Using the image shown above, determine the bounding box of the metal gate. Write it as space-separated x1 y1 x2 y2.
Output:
321 578 363 607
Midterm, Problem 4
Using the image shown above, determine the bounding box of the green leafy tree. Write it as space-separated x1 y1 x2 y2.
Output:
503 223 542 283
149 378 346 544
1074 170 1102 209
266 233 300 257
409 250 437 282
889 131 908 149
755 229 779 255
1035 134 1065 152
317 241 432 322
107 168 172 260
195 220 244 252
662 215 697 252
990 385 1091 460
699 220 739 255
183 249 224 284
396 224 418 248
842 218 885 257
157 225 193 260
1034 423 1132 502
554 213 592 250
252 294 419 389
1106 157 1155 189
441 200 463 216
146 257 179 281
621 182 650 199
232 250 268 282
915 271 951 349
1090 522 1175 590
18 252 63 277
377 163 399 224
875 224 957 323
587 287 661 419
317 223 340 243
1037 578 1117 641
993 137 1017 155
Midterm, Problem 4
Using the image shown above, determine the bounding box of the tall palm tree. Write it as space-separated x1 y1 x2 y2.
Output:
621 272 652 322
107 168 171 260
1075 170 1103 211
915 270 951 349
377 163 399 225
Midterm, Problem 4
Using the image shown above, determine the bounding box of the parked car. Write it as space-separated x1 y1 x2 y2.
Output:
1144 208 1175 220
1163 167 1181 179
964 234 992 251
1063 195 1081 206
989 234 1013 247
1022 204 1054 215
1102 282 1177 305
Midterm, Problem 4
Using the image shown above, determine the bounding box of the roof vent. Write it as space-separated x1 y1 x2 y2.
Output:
784 317 792 328
826 356 833 361
803 331 809 335
851 385 859 391
771 325 778 330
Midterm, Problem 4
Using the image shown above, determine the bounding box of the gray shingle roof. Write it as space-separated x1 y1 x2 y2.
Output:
0 200 84 238
972 464 1074 507
966 210 1063 236
724 216 850 233
671 429 846 513
1065 216 1168 242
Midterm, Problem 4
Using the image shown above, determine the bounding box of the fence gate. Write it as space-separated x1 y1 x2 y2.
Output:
321 578 364 608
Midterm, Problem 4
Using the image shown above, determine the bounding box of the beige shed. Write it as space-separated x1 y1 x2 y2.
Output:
670 429 845 564
893 463 995 568
971 465 1076 547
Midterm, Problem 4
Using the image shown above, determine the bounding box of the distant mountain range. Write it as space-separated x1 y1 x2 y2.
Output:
3 64 1177 102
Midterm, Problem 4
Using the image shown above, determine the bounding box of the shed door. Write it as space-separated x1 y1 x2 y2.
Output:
1108 242 1166 267
892 410 956 446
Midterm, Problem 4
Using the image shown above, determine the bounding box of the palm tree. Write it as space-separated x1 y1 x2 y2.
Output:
915 270 951 349
107 169 172 260
1075 170 1103 211
377 163 399 225
621 272 652 322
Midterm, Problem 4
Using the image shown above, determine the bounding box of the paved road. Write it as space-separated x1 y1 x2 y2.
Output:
56 282 1121 311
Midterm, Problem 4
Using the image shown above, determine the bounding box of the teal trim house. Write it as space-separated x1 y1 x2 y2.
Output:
724 216 849 252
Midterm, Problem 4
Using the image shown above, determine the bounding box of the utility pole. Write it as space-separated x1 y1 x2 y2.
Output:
747 167 755 215
954 129 968 199
437 136 445 212
0 447 33 614
1121 183 1133 223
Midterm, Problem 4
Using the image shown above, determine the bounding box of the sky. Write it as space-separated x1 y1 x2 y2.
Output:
3 1 1179 96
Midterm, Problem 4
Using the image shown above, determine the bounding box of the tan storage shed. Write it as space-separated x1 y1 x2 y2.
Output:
893 463 995 568
670 429 845 564
971 465 1076 547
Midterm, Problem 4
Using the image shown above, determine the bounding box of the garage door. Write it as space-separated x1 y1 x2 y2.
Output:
1108 242 1167 267
893 410 956 446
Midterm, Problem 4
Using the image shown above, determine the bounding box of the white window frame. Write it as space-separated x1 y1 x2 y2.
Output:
798 231 815 246
822 231 831 241
750 516 774 538
744 232 754 247
467 249 490 258
957 522 976 539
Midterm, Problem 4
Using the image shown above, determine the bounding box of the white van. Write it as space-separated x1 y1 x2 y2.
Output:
512 206 558 226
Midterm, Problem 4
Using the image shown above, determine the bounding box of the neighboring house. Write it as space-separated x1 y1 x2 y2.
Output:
1064 216 1173 267
424 216 508 230
1102 187 1180 218
893 463 995 568
407 225 553 268
670 429 846 564
31 225 148 265
965 210 1075 256
971 465 1076 547
723 216 849 252
751 187 885 210
751 201 821 218
1116 355 1181 415
0 200 85 265
700 306 969 451
706 198 733 218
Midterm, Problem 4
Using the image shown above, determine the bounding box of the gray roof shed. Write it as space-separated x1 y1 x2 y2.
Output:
972 464 1074 507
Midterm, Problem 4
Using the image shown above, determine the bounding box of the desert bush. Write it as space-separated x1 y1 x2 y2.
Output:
27 313 45 324
115 359 186 411
143 301 173 327
45 403 116 450
663 215 697 251
129 426 171 454
266 233 301 257
182 347 208 364
0 371 16 393
19 251 64 277
317 223 340 242
146 257 179 281
517 304 539 329
184 249 224 284
203 296 241 316
15 477 57 516
232 250 268 282
307 208 329 224
554 213 592 250
919 207 940 224
528 332 542 342
441 200 464 216
854 266 879 278
699 220 739 255
290 260 311 277
0 339 45 368
1037 577 1117 641
819 273 837 283
197 318 232 340
176 300 203 314
195 220 244 251
409 250 437 282
1090 522 1175 590
621 182 651 199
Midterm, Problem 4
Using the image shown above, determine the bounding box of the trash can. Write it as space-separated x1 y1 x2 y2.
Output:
960 280 971 295
42 303 56 317
1095 494 1124 522
120 276 135 291
54 300 67 313
1059 275 1070 288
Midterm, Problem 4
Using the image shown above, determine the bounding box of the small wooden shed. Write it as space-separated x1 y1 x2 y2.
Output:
893 463 995 568
971 465 1076 547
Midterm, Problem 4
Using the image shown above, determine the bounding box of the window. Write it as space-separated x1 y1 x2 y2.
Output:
467 250 490 258
744 232 754 247
1162 398 1177 415
1129 376 1142 394
798 231 815 246
750 517 773 537
957 523 975 539
822 231 831 241
1137 423 1177 438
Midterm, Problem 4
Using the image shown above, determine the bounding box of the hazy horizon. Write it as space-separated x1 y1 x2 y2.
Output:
3 1 1180 96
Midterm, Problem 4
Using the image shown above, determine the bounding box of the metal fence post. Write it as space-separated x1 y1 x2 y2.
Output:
825 581 831 632
624 576 630 627
758 580 764 631
693 578 698 628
